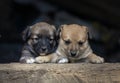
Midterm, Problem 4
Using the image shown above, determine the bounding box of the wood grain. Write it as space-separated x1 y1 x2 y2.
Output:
0 63 120 83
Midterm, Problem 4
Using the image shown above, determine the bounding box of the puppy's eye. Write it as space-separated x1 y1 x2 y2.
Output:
34 38 38 40
78 41 84 46
49 38 54 43
64 40 71 45
32 38 39 41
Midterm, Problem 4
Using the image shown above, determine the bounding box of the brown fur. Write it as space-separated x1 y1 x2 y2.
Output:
28 22 56 47
56 24 104 63
35 24 104 63
20 22 58 63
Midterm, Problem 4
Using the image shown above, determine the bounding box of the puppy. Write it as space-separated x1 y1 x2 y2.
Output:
19 22 58 63
56 24 104 63
35 24 104 63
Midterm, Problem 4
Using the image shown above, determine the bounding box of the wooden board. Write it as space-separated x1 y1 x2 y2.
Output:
0 63 120 83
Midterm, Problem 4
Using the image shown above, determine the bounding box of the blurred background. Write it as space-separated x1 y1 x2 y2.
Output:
0 0 120 63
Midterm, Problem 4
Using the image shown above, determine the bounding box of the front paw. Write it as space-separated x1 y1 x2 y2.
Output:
20 56 35 64
88 55 104 64
35 56 51 63
58 58 69 63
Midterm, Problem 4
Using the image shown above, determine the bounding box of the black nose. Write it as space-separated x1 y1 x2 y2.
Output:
70 51 77 57
41 47 47 52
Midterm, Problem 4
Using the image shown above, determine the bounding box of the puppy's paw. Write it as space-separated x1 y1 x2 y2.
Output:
86 54 104 64
20 56 35 64
35 56 51 63
58 58 69 63
91 56 104 64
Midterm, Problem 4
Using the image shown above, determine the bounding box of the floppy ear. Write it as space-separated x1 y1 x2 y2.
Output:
82 26 92 39
56 25 64 41
22 26 32 41
51 25 56 32
56 24 66 39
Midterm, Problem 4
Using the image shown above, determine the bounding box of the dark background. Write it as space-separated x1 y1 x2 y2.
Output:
0 0 120 63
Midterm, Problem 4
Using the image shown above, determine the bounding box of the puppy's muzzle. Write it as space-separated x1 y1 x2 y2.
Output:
70 50 77 57
41 46 47 52
33 42 48 55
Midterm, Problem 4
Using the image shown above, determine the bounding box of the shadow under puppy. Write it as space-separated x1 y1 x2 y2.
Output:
20 22 58 63
36 24 104 63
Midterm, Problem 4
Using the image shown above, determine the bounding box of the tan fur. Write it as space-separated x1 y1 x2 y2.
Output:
35 24 104 63
35 53 59 63
56 24 104 63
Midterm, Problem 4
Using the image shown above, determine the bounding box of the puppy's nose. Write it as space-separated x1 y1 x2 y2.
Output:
70 51 77 57
41 47 47 52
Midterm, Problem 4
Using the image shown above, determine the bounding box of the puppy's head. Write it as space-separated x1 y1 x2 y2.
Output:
22 22 57 56
58 24 89 58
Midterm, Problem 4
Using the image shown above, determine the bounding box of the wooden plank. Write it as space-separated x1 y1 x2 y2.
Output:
0 63 120 83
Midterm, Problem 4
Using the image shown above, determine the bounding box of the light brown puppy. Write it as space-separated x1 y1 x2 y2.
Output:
35 24 104 63
56 24 104 63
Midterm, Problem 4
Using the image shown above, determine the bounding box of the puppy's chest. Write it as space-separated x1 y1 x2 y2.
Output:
69 57 86 63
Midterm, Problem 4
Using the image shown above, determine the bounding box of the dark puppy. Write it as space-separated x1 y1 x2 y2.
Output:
20 22 57 63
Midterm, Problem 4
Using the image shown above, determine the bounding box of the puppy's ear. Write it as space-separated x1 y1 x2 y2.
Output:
82 26 92 39
56 25 64 41
51 25 56 32
56 25 66 38
22 26 32 41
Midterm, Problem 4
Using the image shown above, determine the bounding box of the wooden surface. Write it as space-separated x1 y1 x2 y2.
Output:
0 63 120 83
